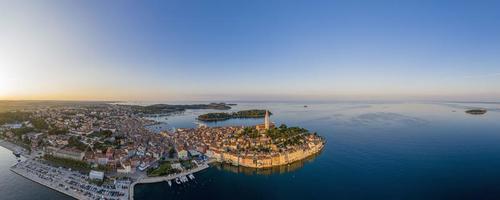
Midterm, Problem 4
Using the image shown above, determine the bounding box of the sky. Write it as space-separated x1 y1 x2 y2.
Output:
1 0 499 102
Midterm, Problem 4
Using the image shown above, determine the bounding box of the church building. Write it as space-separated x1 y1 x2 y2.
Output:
256 110 275 132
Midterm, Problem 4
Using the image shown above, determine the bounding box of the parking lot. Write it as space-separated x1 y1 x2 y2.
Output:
11 160 129 200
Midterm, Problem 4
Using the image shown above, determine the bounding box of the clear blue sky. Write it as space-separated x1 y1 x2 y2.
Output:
1 0 499 101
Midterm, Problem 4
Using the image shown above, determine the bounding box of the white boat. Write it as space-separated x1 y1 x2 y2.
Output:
188 174 195 180
167 180 172 187
175 178 181 184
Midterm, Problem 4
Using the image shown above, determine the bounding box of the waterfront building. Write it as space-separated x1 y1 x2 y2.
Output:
171 163 183 170
89 170 104 180
46 146 85 161
188 150 202 158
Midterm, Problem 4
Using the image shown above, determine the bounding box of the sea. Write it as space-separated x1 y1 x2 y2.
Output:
1 101 500 200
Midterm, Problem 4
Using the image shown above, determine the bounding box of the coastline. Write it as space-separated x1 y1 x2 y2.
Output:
130 161 213 200
131 148 325 199
0 141 77 199
10 166 81 200
1 128 324 200
210 142 325 169
0 139 29 157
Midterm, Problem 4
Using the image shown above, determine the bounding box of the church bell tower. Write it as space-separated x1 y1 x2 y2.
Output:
264 110 270 130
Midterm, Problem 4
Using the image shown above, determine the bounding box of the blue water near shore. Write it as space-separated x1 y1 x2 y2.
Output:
0 147 71 200
2 101 500 199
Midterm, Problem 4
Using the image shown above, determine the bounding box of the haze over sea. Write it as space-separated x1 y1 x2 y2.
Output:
1 101 500 199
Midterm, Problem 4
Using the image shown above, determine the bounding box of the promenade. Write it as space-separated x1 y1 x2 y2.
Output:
0 139 30 157
11 160 129 200
10 165 87 200
1 140 214 200
129 161 212 200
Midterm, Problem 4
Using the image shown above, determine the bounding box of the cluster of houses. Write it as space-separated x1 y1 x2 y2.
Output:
1 105 176 175
171 125 324 168
1 104 324 179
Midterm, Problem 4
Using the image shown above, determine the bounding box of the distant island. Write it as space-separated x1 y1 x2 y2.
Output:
465 109 487 115
198 109 271 122
122 102 234 115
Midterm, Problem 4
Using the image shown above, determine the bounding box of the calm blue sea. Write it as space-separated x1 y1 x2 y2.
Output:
2 101 500 199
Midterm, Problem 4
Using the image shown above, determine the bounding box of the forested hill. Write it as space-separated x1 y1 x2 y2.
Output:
197 109 271 122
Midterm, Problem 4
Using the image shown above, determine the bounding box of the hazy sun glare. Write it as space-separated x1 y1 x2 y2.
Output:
0 73 11 97
0 68 18 98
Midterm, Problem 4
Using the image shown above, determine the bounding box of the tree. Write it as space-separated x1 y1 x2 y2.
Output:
168 148 176 158
68 136 88 151
48 128 68 135
0 111 31 125
30 118 48 130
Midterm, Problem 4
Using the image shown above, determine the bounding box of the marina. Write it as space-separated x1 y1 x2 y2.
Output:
6 147 211 200
129 161 212 200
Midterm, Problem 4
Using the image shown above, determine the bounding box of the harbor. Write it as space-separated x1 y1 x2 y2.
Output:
0 101 324 200
0 139 29 157
10 159 129 200
7 154 213 200
129 160 213 200
1 135 216 200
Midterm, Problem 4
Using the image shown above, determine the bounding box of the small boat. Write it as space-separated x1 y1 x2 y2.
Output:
188 174 195 180
175 178 181 184
13 150 21 157
167 180 172 187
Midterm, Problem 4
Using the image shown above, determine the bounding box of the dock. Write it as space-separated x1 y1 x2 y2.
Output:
11 164 89 200
129 162 211 200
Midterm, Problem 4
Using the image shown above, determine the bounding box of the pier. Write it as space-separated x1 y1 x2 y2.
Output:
129 162 211 200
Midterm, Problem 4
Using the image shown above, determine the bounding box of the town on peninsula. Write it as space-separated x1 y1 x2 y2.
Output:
0 101 325 200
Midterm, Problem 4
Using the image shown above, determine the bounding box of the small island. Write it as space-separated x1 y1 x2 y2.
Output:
123 102 233 115
197 109 271 122
465 109 487 115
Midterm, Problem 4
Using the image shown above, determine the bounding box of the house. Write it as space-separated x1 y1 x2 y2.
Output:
178 149 189 159
188 150 202 158
46 146 85 161
117 162 132 174
171 163 183 170
97 157 109 165
89 170 104 180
